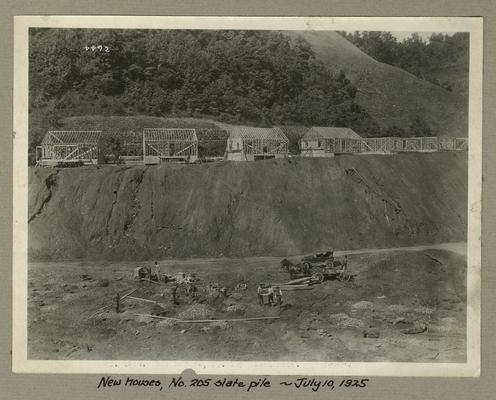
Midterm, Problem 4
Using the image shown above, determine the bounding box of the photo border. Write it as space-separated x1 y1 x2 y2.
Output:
12 15 483 376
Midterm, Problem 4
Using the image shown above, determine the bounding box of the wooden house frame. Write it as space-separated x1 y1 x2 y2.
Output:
36 130 102 166
300 128 467 156
143 128 198 164
226 127 289 161
300 127 362 157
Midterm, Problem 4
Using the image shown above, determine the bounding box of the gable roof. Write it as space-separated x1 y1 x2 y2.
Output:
196 128 229 142
303 127 362 140
143 128 197 142
229 126 289 142
42 131 102 145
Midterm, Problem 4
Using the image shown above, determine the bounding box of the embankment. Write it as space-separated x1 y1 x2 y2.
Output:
28 153 467 260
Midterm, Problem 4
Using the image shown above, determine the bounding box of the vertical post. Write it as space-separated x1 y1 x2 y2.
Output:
142 130 146 163
115 292 121 313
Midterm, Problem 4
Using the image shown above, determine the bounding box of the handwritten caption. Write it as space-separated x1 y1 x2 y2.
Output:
97 376 369 393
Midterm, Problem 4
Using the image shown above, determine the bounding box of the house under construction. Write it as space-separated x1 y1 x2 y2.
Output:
300 127 362 157
226 126 289 161
36 130 103 166
300 127 467 156
143 128 198 164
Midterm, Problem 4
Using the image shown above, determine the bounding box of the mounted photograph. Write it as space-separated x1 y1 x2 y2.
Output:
12 16 482 376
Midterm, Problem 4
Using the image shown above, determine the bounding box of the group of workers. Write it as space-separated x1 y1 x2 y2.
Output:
257 284 283 306
135 262 285 308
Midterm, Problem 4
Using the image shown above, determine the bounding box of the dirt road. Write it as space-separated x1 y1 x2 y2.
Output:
334 242 467 257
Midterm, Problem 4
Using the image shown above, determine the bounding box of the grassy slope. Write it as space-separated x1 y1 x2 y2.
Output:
61 115 222 132
283 31 468 137
28 153 467 260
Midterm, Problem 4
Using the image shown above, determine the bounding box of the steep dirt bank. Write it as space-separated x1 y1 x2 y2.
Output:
28 153 467 261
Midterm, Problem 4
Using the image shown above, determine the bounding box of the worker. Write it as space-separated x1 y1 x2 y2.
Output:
171 284 179 305
273 286 283 306
190 283 198 299
302 263 310 275
114 292 121 313
153 261 161 281
219 286 227 298
267 285 274 305
186 283 198 299
257 284 264 305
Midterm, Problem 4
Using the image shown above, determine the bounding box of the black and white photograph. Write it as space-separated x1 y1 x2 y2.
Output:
12 16 482 376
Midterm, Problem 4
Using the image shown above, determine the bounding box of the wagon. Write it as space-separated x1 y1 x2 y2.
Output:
299 250 335 271
320 263 354 282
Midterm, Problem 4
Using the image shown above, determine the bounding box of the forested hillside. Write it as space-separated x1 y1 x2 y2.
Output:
29 28 378 155
338 31 469 95
287 31 468 139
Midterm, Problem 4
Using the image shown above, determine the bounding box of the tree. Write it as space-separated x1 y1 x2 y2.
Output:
381 124 407 137
409 114 433 137
338 30 469 93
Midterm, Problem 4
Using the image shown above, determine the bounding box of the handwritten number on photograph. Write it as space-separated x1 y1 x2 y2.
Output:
84 45 110 52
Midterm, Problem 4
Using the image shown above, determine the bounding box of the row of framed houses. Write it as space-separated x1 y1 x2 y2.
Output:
35 126 468 166
299 127 468 156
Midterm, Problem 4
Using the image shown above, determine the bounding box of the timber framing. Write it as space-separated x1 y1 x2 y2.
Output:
36 130 102 166
143 128 198 163
226 126 289 161
301 135 468 155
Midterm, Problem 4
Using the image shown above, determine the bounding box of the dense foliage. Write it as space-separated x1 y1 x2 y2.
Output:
338 31 469 93
29 28 380 156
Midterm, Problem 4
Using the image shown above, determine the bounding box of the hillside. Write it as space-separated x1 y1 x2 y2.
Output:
283 31 468 137
28 28 377 156
29 28 469 162
29 153 467 261
337 31 469 97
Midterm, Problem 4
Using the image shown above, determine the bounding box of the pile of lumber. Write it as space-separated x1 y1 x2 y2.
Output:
134 313 280 324
275 277 316 291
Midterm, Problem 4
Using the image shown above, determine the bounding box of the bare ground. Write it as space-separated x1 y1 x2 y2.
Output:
28 247 466 362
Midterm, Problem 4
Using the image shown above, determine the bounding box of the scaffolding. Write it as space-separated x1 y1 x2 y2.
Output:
36 130 102 166
438 137 469 151
143 128 198 164
300 135 468 156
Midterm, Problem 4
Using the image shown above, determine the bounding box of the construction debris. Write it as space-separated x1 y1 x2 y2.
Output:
401 322 427 335
178 304 215 320
85 288 137 320
126 295 168 309
134 313 281 324
363 327 380 338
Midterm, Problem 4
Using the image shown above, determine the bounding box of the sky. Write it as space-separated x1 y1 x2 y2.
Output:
390 32 442 42
343 31 449 42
